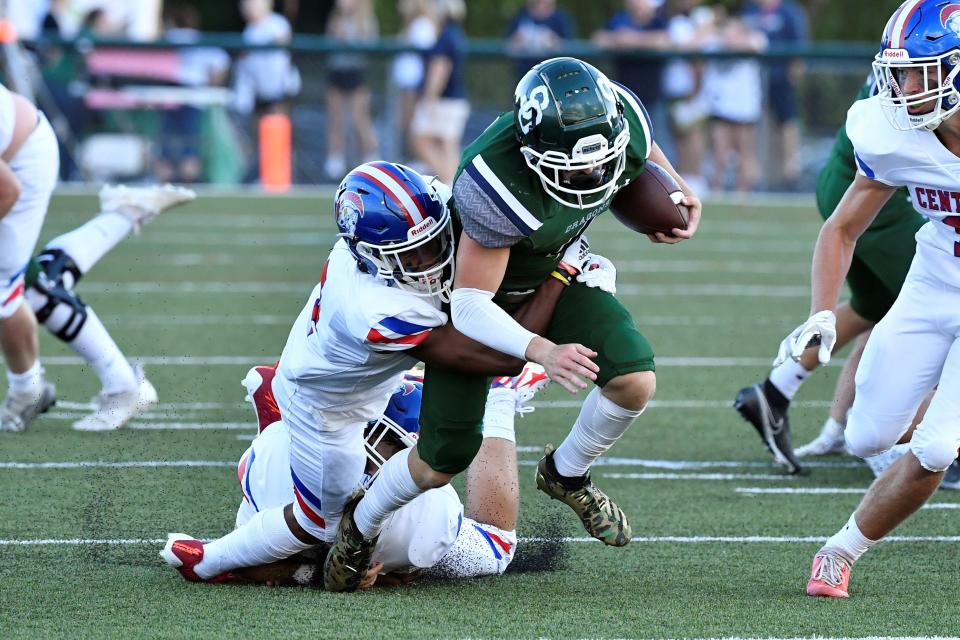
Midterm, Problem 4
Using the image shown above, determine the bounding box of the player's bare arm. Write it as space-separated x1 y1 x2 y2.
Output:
811 175 897 314
776 174 896 367
646 142 702 245
451 233 599 393
409 273 566 375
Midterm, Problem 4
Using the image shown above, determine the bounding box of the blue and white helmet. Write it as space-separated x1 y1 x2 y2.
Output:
873 0 960 130
335 161 455 301
364 372 422 484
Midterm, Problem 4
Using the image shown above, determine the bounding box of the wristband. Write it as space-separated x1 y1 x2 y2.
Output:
549 270 572 286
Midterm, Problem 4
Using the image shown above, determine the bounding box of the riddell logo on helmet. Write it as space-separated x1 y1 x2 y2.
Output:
408 218 436 238
883 48 909 59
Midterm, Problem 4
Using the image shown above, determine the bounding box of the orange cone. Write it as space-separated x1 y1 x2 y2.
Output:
259 113 292 193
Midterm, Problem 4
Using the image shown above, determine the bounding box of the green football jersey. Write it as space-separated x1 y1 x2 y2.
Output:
451 82 653 307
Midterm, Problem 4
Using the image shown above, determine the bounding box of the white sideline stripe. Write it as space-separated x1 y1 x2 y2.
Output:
923 503 960 509
38 356 827 367
127 232 333 246
4 536 959 547
0 461 234 469
603 472 795 481
736 487 865 495
79 282 810 298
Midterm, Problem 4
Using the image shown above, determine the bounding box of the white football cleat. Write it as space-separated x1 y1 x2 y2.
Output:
490 363 550 415
795 418 847 457
98 183 196 232
72 365 158 432
0 380 56 432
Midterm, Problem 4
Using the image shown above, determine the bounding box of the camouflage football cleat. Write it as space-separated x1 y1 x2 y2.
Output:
322 488 379 592
535 444 631 546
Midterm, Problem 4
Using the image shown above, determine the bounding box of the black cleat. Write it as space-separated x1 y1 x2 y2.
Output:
733 383 802 474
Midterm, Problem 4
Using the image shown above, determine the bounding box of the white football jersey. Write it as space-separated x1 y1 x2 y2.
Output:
272 239 447 430
236 423 515 577
848 96 960 284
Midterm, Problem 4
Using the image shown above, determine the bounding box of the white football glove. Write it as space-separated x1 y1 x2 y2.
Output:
559 234 590 275
577 254 616 294
774 310 837 368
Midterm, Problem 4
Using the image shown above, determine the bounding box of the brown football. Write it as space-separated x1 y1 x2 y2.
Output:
610 161 688 236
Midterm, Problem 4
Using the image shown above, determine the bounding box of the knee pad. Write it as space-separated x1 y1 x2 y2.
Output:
27 249 88 342
910 435 960 473
422 430 483 475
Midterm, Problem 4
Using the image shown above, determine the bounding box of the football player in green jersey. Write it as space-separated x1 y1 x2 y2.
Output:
323 57 702 592
734 78 926 474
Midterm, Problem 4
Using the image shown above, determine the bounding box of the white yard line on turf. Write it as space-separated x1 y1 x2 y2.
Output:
603 472 795 481
37 355 843 367
4 536 959 547
56 401 248 411
80 281 809 298
0 461 233 469
0 457 858 471
737 488 960 508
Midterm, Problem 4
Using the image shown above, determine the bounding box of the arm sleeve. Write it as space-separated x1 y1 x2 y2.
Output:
450 288 536 361
453 170 529 248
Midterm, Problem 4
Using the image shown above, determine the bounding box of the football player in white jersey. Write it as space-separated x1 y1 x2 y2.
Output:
774 0 960 598
162 363 548 586
0 80 59 431
160 161 615 584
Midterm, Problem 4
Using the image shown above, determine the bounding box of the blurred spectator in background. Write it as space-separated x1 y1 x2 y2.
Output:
662 0 712 195
391 0 437 162
410 0 467 184
742 0 809 189
324 0 380 180
234 0 300 116
157 2 231 183
702 9 767 193
40 0 87 180
594 0 670 152
506 0 575 81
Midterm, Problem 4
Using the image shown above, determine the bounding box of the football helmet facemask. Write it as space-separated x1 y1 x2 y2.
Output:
363 372 422 485
514 57 629 209
336 162 455 301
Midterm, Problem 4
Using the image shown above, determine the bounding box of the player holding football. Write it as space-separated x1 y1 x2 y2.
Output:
161 161 616 584
772 0 960 598
163 364 544 586
323 57 702 592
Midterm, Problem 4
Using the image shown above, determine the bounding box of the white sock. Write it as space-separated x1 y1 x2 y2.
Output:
822 513 878 564
44 212 133 274
195 506 312 580
354 447 422 539
481 388 516 443
63 308 137 394
768 357 811 400
6 361 43 396
553 387 644 478
823 416 846 437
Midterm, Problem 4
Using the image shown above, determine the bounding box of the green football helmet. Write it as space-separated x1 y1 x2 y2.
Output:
514 57 629 210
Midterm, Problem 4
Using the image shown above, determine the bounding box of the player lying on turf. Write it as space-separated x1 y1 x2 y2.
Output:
2 184 195 432
163 364 547 586
159 161 615 587
322 57 703 592
773 0 960 598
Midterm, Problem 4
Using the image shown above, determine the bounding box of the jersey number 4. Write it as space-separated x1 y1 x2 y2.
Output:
945 216 960 258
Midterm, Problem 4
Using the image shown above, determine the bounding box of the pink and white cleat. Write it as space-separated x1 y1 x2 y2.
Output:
160 534 235 584
491 363 550 415
806 549 851 598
